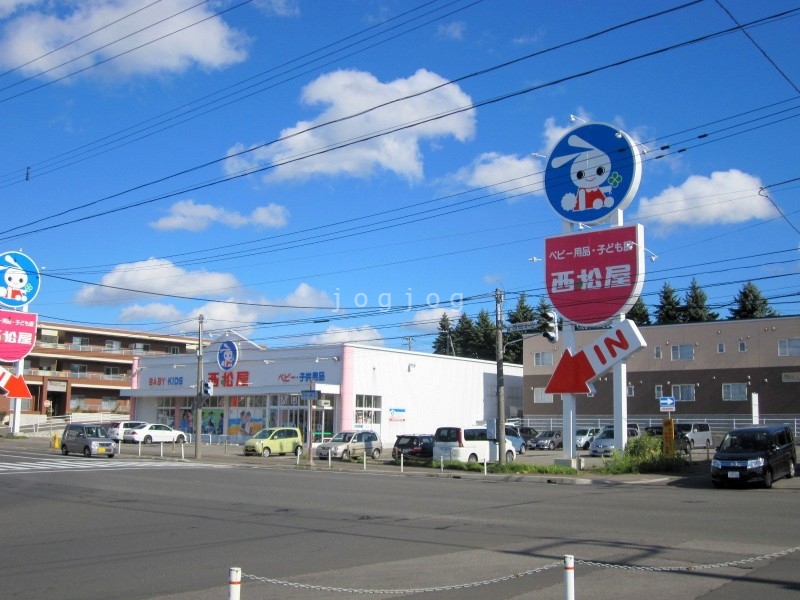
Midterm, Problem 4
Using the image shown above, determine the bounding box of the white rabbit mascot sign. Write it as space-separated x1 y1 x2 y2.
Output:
545 123 641 225
0 251 40 309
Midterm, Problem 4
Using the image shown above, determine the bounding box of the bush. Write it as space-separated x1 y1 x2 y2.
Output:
600 434 692 474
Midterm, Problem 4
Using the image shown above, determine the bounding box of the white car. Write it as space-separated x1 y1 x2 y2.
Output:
124 423 187 444
108 420 147 442
575 427 600 450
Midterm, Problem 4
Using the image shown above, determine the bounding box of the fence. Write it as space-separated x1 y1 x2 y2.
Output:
228 546 800 599
3 412 125 436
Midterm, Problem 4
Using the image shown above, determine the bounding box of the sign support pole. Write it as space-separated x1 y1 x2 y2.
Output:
561 320 576 460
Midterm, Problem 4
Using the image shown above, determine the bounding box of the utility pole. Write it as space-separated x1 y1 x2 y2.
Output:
194 314 204 460
495 288 506 464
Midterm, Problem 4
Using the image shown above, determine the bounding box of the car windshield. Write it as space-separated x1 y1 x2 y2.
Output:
540 431 556 437
598 429 614 439
395 436 413 446
132 424 148 430
720 432 768 453
254 429 275 439
86 427 108 437
330 432 354 443
675 424 692 434
576 429 589 436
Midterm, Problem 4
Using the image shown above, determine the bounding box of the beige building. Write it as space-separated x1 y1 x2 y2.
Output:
522 316 800 419
4 322 196 422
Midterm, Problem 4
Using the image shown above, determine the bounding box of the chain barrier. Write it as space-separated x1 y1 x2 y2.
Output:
240 545 799 595
576 545 800 572
242 561 561 595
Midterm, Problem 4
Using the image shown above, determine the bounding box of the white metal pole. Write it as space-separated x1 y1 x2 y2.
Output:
563 554 574 600
228 566 241 600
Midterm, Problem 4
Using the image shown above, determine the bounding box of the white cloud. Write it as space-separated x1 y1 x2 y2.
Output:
0 1 250 80
118 302 183 323
308 325 385 346
224 68 475 183
254 0 300 17
452 152 545 200
437 21 465 40
150 200 289 231
404 307 461 333
633 169 776 234
74 258 242 304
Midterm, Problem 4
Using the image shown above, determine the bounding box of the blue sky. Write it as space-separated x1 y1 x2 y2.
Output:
0 0 798 349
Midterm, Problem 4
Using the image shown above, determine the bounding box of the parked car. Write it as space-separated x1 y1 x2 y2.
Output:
575 427 600 450
124 423 187 444
317 430 382 461
432 426 515 463
531 430 563 450
107 420 147 442
517 426 538 445
61 423 116 458
504 425 526 455
589 428 617 457
243 427 303 457
675 422 713 449
391 434 433 460
711 425 796 489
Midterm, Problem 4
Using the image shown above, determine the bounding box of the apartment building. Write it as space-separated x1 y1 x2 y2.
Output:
2 322 197 421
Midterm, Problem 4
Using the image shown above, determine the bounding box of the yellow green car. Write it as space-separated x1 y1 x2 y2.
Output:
244 427 304 458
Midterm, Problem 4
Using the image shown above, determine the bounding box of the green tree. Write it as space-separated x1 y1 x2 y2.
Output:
655 282 682 325
625 296 652 326
504 292 536 363
684 278 719 322
452 312 477 357
432 313 454 355
729 281 779 319
473 309 497 361
534 296 556 335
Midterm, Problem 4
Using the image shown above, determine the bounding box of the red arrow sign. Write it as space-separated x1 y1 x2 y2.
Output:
546 320 646 394
0 365 31 399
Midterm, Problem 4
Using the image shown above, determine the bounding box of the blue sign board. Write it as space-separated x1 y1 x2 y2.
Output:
217 340 239 372
0 251 40 309
659 396 676 412
545 123 642 224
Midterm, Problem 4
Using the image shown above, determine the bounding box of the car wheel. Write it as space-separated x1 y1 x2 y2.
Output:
583 442 590 450
294 446 303 457
61 445 69 456
108 454 115 459
506 450 515 463
788 462 795 479
261 447 271 458
704 439 711 450
176 435 186 443
467 454 478 463
83 447 92 458
518 445 525 455
143 435 153 444
548 442 555 450
341 450 350 461
763 468 773 489
371 448 381 460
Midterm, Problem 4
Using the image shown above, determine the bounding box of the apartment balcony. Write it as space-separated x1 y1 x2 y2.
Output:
34 341 185 357
23 369 132 388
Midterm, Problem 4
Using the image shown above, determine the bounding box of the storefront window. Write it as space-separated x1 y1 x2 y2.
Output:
355 394 381 427
157 398 178 428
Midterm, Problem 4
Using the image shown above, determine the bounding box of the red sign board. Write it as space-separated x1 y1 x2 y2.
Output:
0 309 38 362
545 224 644 325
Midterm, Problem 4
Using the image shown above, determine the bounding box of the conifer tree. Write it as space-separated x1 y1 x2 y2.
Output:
684 278 719 322
655 282 682 325
625 296 652 326
730 281 778 319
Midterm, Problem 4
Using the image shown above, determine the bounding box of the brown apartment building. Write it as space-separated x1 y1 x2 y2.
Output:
522 315 800 419
1 322 196 422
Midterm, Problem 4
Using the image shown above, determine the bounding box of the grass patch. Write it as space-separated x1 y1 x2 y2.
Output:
596 434 693 474
392 458 577 476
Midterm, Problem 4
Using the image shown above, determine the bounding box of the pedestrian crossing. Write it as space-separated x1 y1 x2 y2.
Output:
0 456 231 475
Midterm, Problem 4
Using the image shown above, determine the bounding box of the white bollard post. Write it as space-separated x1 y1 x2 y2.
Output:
440 456 444 472
563 555 574 600
181 442 184 459
363 452 367 470
400 452 404 473
229 566 241 600
484 457 487 475
138 441 142 456
328 452 331 468
160 442 164 458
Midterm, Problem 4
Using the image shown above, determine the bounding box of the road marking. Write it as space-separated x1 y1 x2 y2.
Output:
0 458 231 475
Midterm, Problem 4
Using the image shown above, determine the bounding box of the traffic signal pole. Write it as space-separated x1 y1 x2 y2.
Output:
495 288 506 464
194 314 204 460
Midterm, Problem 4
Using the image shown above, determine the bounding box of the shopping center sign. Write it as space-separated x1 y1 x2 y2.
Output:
545 224 645 326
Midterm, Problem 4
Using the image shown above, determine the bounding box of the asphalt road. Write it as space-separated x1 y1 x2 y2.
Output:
1 437 798 600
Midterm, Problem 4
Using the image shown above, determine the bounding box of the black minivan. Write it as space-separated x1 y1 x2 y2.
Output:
711 425 796 489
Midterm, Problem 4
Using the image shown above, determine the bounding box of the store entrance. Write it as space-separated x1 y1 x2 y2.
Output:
312 406 334 443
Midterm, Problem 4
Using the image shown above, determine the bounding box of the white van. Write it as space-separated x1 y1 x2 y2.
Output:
432 426 516 463
676 422 713 449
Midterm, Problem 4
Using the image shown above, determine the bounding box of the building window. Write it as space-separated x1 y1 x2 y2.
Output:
167 346 181 355
104 366 120 377
70 364 87 376
778 338 800 357
654 346 662 359
534 351 554 366
654 384 663 398
671 344 695 361
627 385 634 397
69 395 89 411
131 342 151 353
738 340 747 352
105 340 121 351
355 394 381 426
672 384 696 402
717 342 725 353
722 383 747 401
72 336 90 348
533 388 554 404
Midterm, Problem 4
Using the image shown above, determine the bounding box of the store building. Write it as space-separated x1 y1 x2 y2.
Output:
126 333 524 445
523 315 800 420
